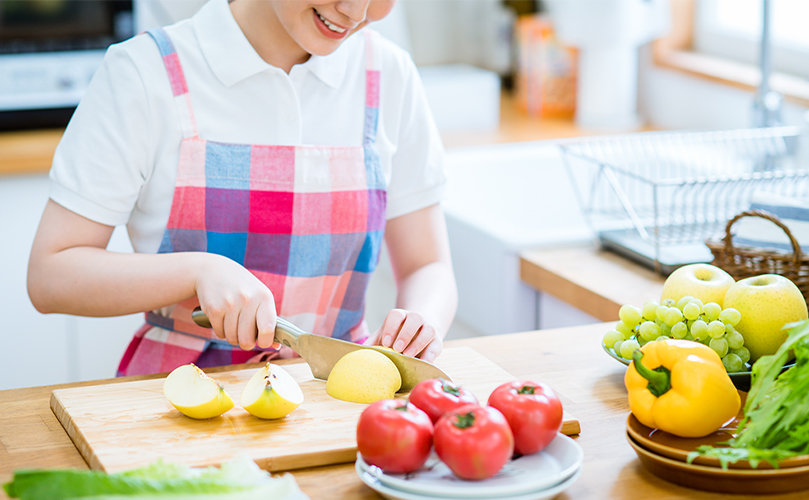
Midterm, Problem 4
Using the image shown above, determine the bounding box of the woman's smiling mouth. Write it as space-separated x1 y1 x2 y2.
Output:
314 9 347 34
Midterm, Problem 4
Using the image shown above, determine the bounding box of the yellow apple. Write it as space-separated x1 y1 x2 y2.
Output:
163 364 234 419
326 349 402 404
723 274 808 362
240 362 304 419
661 263 735 307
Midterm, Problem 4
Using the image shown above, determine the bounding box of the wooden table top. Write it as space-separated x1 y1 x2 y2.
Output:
521 245 667 322
2 322 803 500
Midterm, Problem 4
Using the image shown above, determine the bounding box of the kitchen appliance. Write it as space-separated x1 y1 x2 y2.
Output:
191 307 448 392
50 346 581 472
560 126 809 275
0 0 134 131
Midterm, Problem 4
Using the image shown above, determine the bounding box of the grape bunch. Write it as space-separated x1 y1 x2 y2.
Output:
603 296 751 373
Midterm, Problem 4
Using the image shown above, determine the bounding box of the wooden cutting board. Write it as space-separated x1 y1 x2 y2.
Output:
51 346 580 473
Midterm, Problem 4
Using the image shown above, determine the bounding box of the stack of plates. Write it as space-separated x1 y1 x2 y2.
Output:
626 412 809 494
355 433 583 500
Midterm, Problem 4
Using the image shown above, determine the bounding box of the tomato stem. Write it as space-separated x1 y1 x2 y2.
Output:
516 385 536 395
440 379 462 397
452 411 476 429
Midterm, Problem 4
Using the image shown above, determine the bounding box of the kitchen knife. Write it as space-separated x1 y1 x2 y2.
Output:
191 307 450 392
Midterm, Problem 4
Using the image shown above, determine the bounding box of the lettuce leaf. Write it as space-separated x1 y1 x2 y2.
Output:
3 456 307 500
689 319 809 468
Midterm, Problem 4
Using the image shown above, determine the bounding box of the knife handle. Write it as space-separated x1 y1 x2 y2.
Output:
191 306 302 352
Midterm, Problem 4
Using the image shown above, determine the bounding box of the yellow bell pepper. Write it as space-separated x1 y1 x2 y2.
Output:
625 339 741 438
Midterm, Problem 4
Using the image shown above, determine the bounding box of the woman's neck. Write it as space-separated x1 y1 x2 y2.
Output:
230 0 310 74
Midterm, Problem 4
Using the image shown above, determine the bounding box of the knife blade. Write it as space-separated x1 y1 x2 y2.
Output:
191 307 450 392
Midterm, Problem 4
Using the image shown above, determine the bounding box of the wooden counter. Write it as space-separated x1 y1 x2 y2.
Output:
521 245 666 322
2 323 802 500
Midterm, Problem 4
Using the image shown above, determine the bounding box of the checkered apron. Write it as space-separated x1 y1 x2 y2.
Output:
117 27 386 376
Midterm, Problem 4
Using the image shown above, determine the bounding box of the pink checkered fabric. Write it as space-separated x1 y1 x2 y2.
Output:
118 28 386 376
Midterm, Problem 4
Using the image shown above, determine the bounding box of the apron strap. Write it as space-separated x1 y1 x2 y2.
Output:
363 29 380 147
145 28 199 139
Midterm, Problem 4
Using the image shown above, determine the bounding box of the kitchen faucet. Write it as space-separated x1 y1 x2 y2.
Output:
752 0 781 128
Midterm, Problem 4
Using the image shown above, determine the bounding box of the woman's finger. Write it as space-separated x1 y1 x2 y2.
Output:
237 301 259 351
380 309 407 348
391 312 424 353
255 299 277 349
403 323 436 357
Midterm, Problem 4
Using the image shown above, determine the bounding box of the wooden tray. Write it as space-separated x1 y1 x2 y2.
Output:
51 346 581 473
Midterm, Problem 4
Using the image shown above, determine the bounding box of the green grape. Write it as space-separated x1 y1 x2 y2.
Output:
732 347 751 364
620 339 641 359
615 320 634 337
655 305 669 321
688 298 704 310
662 298 676 307
613 339 624 353
663 307 684 327
639 321 661 342
719 307 742 326
710 337 729 358
656 335 671 341
676 295 695 311
659 323 672 338
603 330 624 348
727 330 745 349
683 332 695 341
725 323 735 336
702 302 722 322
682 302 701 321
708 320 726 339
691 320 708 341
722 353 744 373
671 322 688 339
619 305 643 327
642 300 660 321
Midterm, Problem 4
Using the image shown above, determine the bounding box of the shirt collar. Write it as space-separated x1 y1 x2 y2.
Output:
194 0 271 87
194 0 353 89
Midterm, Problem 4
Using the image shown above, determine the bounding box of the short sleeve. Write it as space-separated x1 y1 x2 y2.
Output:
49 40 155 227
384 52 447 220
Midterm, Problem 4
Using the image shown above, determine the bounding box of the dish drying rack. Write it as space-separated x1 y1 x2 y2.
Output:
559 126 809 275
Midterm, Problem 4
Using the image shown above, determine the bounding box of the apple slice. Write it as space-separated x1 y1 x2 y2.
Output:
163 364 234 419
240 363 304 419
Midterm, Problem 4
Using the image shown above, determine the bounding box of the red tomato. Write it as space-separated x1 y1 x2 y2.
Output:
356 399 434 474
408 378 479 424
434 404 514 480
487 381 563 456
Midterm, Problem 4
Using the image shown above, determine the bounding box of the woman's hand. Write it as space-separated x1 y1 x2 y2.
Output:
364 308 443 363
194 254 277 351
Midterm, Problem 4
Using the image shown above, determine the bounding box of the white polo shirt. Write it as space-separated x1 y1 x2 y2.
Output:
49 0 446 254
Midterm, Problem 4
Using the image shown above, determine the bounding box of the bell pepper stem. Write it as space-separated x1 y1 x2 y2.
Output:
632 350 671 397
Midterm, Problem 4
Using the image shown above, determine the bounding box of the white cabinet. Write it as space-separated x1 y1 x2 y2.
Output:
0 175 140 390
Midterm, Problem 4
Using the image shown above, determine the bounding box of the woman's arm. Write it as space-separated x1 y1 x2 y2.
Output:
364 203 458 362
27 200 277 350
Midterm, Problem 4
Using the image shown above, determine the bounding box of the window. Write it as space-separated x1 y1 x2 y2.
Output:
694 0 809 80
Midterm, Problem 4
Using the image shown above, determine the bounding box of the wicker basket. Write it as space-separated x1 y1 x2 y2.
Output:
707 210 809 307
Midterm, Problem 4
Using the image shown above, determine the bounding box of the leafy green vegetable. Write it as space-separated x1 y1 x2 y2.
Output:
3 456 306 500
689 319 809 470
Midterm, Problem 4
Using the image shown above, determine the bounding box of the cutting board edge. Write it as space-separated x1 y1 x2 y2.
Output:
50 389 106 471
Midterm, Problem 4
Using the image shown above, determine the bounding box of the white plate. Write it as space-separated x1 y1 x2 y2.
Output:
357 462 582 500
357 433 583 499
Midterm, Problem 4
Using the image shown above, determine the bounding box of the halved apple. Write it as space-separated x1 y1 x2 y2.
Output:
240 362 304 419
163 364 234 419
